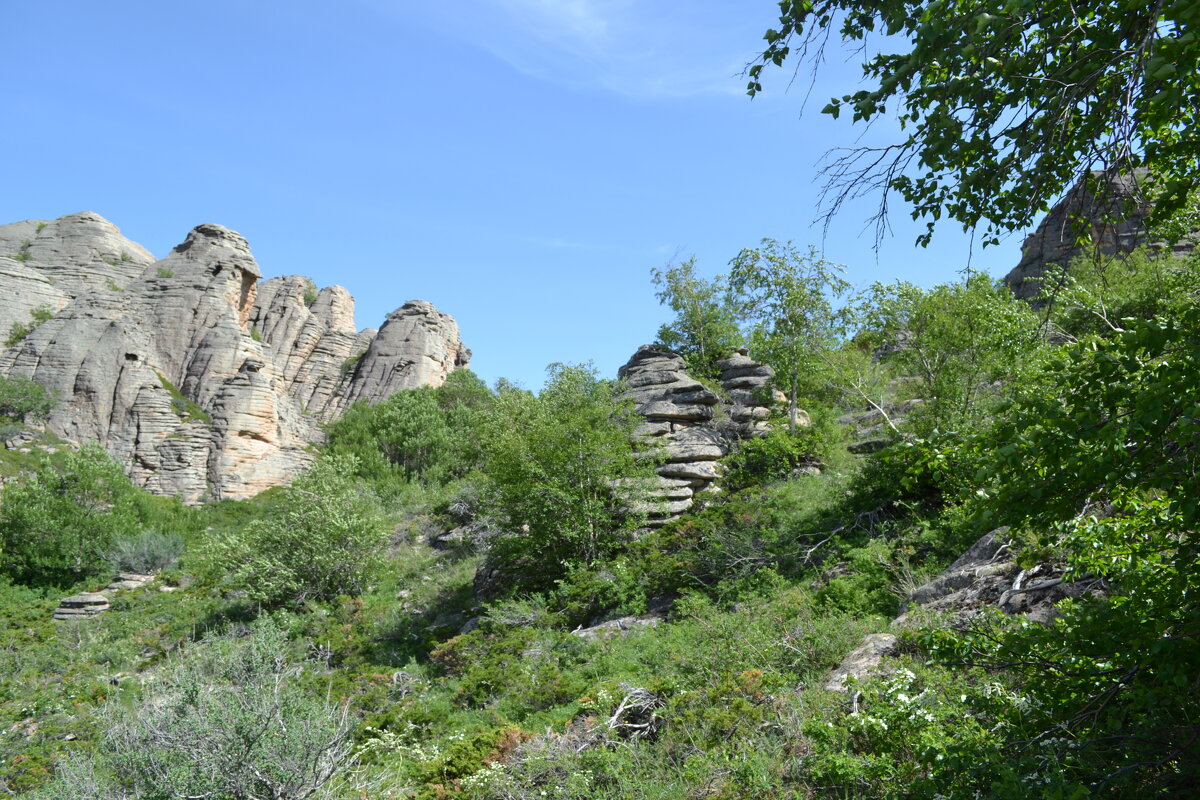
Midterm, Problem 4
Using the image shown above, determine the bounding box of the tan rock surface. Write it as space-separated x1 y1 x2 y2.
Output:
0 213 469 501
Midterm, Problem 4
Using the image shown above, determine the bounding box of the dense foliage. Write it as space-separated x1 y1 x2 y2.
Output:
477 363 656 595
1 447 145 587
3 239 1198 798
650 257 742 379
324 369 491 491
35 618 356 800
206 454 389 608
749 0 1200 245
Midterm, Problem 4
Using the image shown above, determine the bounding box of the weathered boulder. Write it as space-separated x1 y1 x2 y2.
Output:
615 347 786 526
893 529 1106 628
333 300 471 413
825 633 899 692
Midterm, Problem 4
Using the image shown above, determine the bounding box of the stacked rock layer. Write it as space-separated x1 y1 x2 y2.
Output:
617 346 781 527
715 352 779 435
0 212 469 502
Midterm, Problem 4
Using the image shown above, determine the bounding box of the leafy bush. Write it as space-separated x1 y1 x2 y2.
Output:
478 363 657 594
0 374 55 425
0 446 141 587
5 305 54 348
324 368 491 490
207 454 388 607
155 371 211 423
723 419 833 489
1037 245 1200 341
855 273 1046 435
651 256 743 379
106 530 184 574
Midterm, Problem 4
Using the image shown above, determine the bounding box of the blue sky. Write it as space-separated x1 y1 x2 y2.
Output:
3 1 1025 390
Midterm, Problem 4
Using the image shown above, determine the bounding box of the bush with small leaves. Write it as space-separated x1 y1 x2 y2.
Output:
33 617 357 800
106 530 184 574
207 454 389 607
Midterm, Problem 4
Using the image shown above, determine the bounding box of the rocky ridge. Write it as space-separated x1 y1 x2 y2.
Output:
0 212 469 502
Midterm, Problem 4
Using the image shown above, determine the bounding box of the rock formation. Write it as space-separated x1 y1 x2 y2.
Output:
0 212 469 502
891 528 1106 629
616 346 782 526
1003 171 1197 300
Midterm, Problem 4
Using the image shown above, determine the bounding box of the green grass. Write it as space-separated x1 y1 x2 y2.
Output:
155 372 212 424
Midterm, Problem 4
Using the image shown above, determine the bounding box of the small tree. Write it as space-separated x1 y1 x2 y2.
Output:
209 454 388 607
0 374 55 424
479 364 655 593
651 258 742 380
727 239 850 427
324 368 491 489
855 274 1046 433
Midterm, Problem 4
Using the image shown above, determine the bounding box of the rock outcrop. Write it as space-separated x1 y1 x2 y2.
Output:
1003 171 1197 300
892 529 1106 628
715 352 781 436
618 347 725 527
0 213 469 501
616 346 784 526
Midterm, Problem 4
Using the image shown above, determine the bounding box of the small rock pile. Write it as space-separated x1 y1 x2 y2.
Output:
52 572 157 621
53 592 110 621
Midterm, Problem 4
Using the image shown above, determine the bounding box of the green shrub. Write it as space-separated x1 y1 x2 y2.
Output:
155 371 211 423
325 372 490 488
35 617 356 800
0 446 141 587
5 305 54 348
206 454 388 607
479 364 657 594
0 374 55 423
855 273 1046 435
723 420 832 490
106 530 184 574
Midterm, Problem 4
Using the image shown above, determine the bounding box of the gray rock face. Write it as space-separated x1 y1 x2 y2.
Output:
825 633 899 692
715 352 778 435
0 213 469 502
335 300 471 413
1003 171 1196 301
53 592 110 621
617 346 728 526
893 529 1105 628
616 346 785 526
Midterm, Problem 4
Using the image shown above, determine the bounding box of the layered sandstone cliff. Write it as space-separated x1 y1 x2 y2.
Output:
0 212 469 501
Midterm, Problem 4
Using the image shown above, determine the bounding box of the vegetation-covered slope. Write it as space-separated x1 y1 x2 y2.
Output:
2 236 1197 798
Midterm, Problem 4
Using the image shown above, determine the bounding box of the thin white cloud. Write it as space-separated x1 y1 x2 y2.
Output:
387 1 763 99
493 0 611 41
